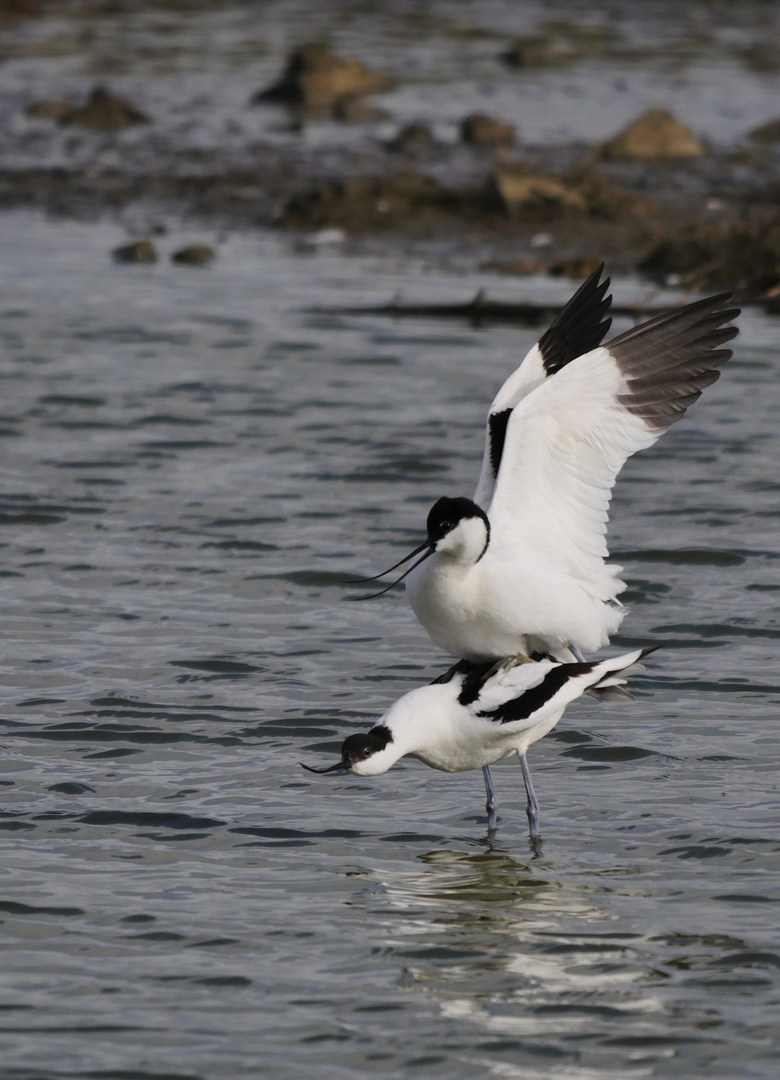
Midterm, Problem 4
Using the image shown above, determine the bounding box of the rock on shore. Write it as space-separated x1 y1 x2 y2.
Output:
253 43 393 116
460 114 515 147
602 109 703 159
112 240 157 263
61 86 149 130
488 170 586 214
172 245 216 266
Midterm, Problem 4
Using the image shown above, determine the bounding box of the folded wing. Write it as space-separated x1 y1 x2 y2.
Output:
474 648 651 728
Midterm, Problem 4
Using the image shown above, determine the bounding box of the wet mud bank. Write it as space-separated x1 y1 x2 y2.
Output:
4 139 780 305
3 1 780 303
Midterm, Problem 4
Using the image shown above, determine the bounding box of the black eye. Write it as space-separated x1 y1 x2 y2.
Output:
363 747 372 758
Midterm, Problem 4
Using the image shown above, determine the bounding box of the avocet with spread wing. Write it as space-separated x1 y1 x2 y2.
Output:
352 267 739 663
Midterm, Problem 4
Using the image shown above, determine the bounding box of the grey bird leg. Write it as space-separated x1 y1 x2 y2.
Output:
482 765 497 829
517 750 540 840
570 644 586 662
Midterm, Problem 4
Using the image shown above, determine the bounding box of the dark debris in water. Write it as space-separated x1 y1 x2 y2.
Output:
0 900 84 916
80 811 224 830
315 292 677 326
168 659 262 674
559 745 655 763
48 781 95 795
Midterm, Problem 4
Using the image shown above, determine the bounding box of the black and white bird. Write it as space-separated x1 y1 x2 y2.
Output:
352 268 739 664
303 647 655 840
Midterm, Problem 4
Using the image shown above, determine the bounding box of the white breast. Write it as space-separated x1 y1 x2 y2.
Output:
405 548 621 661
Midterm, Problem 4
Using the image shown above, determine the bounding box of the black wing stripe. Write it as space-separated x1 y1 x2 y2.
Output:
608 294 740 432
431 659 473 686
457 661 499 707
488 408 512 478
537 263 613 377
479 663 596 725
430 659 498 706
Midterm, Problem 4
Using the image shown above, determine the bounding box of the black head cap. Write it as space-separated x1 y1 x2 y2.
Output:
341 724 393 767
426 496 490 545
302 724 393 774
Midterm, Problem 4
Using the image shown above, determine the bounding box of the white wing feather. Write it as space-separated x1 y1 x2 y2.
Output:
473 266 613 511
486 345 655 598
473 343 547 510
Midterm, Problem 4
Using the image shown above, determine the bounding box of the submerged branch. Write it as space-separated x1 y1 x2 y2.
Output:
313 290 680 326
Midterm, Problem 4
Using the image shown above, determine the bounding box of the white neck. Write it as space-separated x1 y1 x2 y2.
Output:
349 687 444 776
435 515 489 566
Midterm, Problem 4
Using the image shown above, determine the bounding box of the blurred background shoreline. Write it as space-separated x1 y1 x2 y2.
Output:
2 0 780 301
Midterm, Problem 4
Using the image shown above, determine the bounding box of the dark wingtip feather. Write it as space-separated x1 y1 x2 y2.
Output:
638 644 662 659
488 266 614 480
538 263 613 377
608 294 740 432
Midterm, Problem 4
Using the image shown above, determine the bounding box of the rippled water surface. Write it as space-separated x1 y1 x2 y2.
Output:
0 212 779 1079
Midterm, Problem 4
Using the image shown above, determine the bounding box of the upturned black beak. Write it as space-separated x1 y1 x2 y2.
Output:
300 759 349 774
342 539 430 585
346 541 434 601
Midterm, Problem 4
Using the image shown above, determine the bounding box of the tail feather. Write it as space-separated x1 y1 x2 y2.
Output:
589 684 634 703
590 645 658 696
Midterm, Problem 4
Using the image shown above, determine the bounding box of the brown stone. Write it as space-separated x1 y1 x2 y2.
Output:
546 256 605 279
488 258 541 276
503 23 621 69
501 35 575 68
254 43 393 111
489 171 587 215
386 123 436 153
171 245 216 266
460 113 515 147
333 97 390 122
26 99 74 121
490 256 606 279
602 109 703 160
60 86 149 131
0 0 41 15
740 46 780 74
749 118 780 143
112 240 157 264
278 171 456 230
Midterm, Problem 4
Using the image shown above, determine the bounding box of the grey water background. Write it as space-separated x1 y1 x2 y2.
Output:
0 211 777 1080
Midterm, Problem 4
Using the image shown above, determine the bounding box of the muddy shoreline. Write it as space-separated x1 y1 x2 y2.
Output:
3 1 780 304
3 146 780 304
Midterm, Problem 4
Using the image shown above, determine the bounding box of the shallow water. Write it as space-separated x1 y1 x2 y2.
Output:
0 211 778 1079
